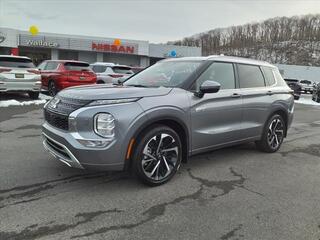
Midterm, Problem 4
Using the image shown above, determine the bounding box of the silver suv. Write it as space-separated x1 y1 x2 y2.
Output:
42 56 294 186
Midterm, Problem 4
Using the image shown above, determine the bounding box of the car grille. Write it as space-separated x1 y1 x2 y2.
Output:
46 96 91 115
44 109 69 131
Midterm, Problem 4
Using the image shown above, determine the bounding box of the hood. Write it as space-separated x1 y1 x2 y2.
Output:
58 84 172 100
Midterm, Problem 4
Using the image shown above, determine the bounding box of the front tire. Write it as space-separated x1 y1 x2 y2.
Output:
48 81 58 96
256 114 286 153
132 125 182 186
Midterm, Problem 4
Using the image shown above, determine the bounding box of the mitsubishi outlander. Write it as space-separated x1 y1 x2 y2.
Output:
42 56 294 186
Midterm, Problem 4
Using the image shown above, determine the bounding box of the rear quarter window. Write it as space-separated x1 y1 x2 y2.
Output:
273 69 287 87
0 57 35 68
262 66 276 86
238 64 265 88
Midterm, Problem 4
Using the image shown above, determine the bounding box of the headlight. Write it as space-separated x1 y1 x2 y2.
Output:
94 113 115 138
87 98 140 106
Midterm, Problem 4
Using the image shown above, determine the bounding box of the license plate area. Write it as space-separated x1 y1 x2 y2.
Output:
15 73 24 78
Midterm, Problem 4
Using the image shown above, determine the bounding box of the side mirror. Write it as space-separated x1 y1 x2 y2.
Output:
195 80 221 98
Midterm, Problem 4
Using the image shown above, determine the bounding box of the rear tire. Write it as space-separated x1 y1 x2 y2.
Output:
28 92 39 99
132 125 182 186
48 81 58 96
256 114 286 153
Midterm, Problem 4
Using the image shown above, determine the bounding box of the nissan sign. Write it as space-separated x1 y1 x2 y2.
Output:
92 42 136 54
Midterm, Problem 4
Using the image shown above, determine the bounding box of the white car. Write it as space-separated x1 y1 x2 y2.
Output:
90 62 134 84
0 55 41 99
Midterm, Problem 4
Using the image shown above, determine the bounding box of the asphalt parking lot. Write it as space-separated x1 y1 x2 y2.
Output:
1 94 320 240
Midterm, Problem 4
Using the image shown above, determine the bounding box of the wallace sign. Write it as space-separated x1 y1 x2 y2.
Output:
92 42 136 54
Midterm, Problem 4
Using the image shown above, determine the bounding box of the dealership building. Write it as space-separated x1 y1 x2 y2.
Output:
0 27 201 66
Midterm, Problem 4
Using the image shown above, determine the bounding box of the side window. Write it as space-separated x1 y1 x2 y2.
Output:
195 62 235 90
45 62 58 70
238 64 265 88
262 66 276 86
105 67 113 74
37 61 47 70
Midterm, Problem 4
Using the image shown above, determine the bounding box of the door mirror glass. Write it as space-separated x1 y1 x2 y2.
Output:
195 80 221 97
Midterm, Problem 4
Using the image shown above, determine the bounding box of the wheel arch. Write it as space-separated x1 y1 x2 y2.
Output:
124 115 190 170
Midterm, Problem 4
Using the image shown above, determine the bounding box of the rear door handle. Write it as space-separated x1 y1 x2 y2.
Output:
231 93 241 98
266 91 274 96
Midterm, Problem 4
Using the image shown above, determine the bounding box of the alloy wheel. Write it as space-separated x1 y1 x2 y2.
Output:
141 133 179 181
49 82 57 96
267 118 284 150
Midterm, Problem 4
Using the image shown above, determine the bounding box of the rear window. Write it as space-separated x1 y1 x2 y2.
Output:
300 80 312 84
285 79 299 83
91 65 107 73
0 57 35 68
64 62 90 71
112 66 133 74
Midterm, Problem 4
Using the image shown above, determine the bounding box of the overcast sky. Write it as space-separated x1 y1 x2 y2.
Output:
1 0 320 43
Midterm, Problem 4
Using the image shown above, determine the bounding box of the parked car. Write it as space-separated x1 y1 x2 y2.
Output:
312 82 320 103
38 60 97 96
90 62 134 84
0 55 41 99
284 78 301 100
42 56 294 186
130 66 145 74
299 79 314 94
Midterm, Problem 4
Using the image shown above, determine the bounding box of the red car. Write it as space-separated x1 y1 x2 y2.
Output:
38 60 97 96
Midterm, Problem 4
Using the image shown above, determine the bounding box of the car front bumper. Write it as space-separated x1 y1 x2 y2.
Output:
42 122 127 171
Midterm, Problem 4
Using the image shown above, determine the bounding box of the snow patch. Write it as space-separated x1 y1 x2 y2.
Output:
0 93 51 108
39 93 52 100
0 99 47 107
295 97 320 106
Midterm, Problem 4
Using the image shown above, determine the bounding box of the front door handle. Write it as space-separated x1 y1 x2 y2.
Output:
231 93 241 98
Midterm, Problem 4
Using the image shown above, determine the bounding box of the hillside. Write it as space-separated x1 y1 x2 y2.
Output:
169 14 320 66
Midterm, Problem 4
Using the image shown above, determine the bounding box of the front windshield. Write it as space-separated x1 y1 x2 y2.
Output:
123 61 201 87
